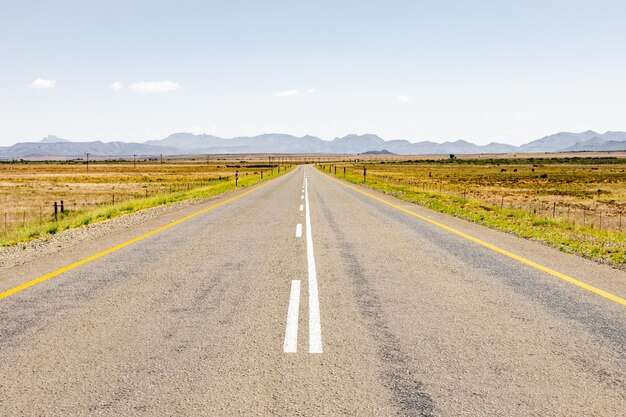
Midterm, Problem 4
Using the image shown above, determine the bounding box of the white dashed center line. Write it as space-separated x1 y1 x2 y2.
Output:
305 175 323 353
282 168 323 354
283 280 301 353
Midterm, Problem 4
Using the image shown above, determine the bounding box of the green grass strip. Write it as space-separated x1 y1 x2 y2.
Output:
321 166 626 267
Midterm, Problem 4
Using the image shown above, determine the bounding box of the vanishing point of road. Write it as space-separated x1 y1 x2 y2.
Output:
0 165 624 416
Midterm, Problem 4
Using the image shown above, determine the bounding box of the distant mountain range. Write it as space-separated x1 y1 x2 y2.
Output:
1 131 625 158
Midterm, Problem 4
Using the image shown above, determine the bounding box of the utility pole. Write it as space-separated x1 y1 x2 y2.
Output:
133 154 137 169
86 152 90 172
160 154 163 166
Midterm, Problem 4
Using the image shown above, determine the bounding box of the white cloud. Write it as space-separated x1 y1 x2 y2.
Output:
307 88 316 93
273 89 299 98
109 81 123 91
28 78 56 89
129 80 179 93
397 95 410 103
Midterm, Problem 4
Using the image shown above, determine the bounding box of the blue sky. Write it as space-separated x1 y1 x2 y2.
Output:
1 0 625 146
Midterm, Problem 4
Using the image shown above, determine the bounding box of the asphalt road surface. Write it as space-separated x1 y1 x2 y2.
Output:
0 165 624 416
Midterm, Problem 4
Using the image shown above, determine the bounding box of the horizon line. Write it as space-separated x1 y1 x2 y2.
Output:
3 129 622 148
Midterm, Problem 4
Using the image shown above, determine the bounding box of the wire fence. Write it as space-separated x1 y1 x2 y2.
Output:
0 179 228 235
330 165 626 233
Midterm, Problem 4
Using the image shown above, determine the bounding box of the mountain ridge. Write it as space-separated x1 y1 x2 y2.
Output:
1 131 625 158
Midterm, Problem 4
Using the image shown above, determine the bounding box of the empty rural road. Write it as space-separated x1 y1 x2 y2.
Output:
0 165 624 416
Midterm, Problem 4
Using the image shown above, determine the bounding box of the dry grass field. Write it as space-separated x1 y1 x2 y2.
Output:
320 156 626 266
0 158 291 245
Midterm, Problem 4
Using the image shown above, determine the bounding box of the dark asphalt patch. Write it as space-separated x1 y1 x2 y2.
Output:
318 198 436 417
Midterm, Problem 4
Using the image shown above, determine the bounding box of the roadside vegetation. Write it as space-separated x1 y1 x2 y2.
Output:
318 157 626 267
0 159 292 246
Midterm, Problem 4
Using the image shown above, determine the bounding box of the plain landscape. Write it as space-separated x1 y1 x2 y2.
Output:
2 146 626 270
1 140 625 416
1 162 624 415
3 1 626 414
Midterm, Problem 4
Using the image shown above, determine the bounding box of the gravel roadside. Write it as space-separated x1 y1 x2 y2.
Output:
0 192 232 271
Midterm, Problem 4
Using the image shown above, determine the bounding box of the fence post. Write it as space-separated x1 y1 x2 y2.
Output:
54 202 58 219
61 200 64 213
343 167 346 178
235 170 239 186
363 166 367 184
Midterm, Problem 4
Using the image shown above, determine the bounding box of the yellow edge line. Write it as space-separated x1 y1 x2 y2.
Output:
324 172 626 307
0 176 282 301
